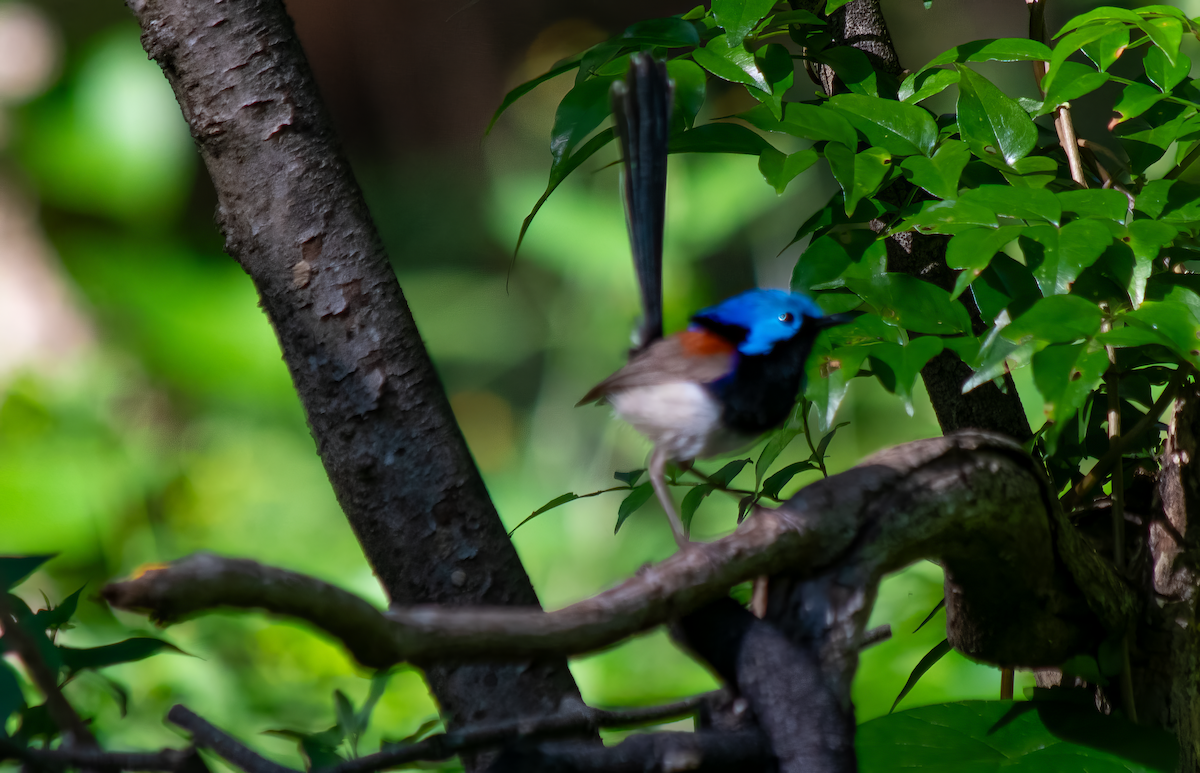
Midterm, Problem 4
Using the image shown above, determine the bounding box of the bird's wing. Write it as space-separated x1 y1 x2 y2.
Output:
577 331 735 406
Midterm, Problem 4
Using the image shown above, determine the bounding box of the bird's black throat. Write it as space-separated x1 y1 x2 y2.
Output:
706 329 823 437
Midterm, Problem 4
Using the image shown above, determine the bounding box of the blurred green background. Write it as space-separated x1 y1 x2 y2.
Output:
0 0 1183 766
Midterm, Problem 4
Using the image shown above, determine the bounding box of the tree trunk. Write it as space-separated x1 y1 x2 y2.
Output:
123 0 583 767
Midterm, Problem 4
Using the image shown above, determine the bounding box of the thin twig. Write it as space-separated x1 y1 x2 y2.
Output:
0 738 199 772
166 695 712 773
1056 106 1088 187
327 693 712 773
1102 331 1139 723
168 706 297 773
1062 367 1190 513
0 594 95 746
1028 0 1089 188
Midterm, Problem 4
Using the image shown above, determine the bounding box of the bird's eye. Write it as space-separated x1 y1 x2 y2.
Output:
779 312 795 324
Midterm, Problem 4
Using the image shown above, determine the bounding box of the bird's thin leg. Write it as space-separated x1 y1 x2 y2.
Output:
649 446 689 549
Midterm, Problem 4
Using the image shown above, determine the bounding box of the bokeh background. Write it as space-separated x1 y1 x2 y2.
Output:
0 0 1188 766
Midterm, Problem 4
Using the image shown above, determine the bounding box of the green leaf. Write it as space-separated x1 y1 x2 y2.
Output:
1119 301 1200 368
900 139 970 199
756 422 803 485
550 76 617 167
1080 25 1130 72
709 458 751 488
891 639 952 713
1039 61 1109 114
33 585 84 629
693 34 769 91
334 689 357 743
998 155 1059 189
781 103 860 148
815 421 850 461
1044 22 1128 96
920 38 1052 70
1124 220 1178 307
0 659 26 728
913 598 946 633
667 60 707 129
1022 221 1113 297
1140 15 1184 67
959 185 1062 225
621 17 702 48
528 492 580 520
614 469 645 486
1135 179 1173 219
806 343 870 431
680 484 713 533
1033 342 1109 432
826 93 938 157
670 123 771 155
760 461 817 500
59 637 183 674
947 225 1025 299
859 700 1179 771
844 273 971 334
814 46 884 97
761 9 825 28
746 44 795 120
901 198 999 235
486 56 581 134
1004 294 1103 344
868 337 945 415
793 230 883 291
0 556 54 591
956 65 1038 165
614 483 655 533
1055 7 1142 37
1145 46 1191 93
758 147 818 193
355 671 391 745
825 143 893 215
712 0 776 46
515 127 617 255
1056 190 1129 222
1115 81 1165 122
971 253 1043 323
899 68 960 104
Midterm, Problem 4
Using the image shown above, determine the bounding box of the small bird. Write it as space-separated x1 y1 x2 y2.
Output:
579 55 856 547
580 290 856 546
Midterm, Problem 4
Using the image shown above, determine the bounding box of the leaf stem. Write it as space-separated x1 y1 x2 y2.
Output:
800 399 829 478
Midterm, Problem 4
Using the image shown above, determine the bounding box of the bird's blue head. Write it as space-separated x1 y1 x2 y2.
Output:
690 289 828 356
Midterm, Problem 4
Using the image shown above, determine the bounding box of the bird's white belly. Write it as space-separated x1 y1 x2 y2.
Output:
607 382 754 460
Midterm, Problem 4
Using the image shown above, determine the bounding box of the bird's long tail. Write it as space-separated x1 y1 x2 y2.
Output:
612 54 673 354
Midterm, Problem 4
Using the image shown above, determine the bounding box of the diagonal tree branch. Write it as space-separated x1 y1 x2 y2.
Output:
105 433 1132 671
122 0 582 753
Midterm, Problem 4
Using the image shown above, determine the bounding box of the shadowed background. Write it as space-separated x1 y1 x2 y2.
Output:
0 0 1169 765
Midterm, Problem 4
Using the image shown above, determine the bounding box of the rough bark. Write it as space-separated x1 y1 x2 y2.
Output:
1145 382 1200 768
122 0 581 752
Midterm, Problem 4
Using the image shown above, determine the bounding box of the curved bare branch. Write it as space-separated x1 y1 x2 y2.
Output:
105 432 1132 670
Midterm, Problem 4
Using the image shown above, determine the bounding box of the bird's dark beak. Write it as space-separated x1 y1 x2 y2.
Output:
816 310 864 329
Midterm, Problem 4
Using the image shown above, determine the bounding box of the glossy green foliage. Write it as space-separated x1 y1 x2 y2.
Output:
0 566 184 743
859 700 1178 771
502 3 1200 765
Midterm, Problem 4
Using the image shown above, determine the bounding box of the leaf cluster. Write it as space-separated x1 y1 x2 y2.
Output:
500 1 1200 498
